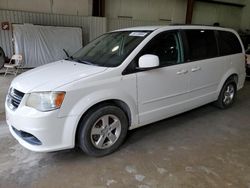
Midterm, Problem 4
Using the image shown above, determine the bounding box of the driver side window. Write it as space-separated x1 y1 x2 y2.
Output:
140 31 182 67
122 31 183 75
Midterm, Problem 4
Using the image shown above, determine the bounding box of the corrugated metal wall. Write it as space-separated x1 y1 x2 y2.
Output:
107 18 170 31
0 9 171 59
0 10 107 57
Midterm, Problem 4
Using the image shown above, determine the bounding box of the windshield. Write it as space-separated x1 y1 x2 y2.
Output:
69 31 150 67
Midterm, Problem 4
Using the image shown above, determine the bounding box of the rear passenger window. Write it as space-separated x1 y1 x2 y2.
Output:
185 30 218 61
218 31 242 56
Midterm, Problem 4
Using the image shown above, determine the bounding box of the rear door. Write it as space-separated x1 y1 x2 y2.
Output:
183 29 224 108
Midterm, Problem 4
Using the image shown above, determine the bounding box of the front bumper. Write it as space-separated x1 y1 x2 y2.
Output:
5 100 78 152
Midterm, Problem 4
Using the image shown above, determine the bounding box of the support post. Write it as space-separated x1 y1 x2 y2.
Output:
186 0 194 24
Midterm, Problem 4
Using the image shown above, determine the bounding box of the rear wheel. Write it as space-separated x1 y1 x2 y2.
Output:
215 80 236 109
77 105 128 157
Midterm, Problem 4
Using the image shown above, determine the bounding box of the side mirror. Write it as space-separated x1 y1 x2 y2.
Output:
138 54 159 70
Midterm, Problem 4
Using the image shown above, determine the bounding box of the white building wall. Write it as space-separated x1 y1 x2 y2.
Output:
191 0 250 31
241 0 250 30
1 0 249 30
0 10 106 58
107 18 170 31
192 1 242 30
105 0 187 24
0 0 91 16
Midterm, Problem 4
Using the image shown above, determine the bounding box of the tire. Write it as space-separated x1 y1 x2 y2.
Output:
215 80 237 109
77 105 128 157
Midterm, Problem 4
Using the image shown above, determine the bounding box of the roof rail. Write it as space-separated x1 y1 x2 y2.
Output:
169 23 224 28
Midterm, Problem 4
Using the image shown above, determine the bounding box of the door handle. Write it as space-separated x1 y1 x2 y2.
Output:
191 67 201 72
176 70 188 75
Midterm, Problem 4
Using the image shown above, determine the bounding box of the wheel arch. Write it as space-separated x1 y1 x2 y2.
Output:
218 70 238 95
215 73 238 109
74 99 133 147
224 73 238 88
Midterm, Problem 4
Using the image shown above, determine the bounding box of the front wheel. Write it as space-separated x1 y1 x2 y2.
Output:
215 81 236 109
77 105 128 157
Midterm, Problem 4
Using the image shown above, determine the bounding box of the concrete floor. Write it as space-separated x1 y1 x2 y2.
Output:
0 75 250 188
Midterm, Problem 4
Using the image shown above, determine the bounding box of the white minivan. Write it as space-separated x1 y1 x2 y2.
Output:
6 25 246 156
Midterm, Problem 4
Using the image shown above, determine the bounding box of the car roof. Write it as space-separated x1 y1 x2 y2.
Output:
115 26 163 31
114 25 236 33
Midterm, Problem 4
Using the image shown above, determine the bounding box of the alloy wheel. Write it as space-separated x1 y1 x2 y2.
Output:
90 114 122 149
223 84 235 105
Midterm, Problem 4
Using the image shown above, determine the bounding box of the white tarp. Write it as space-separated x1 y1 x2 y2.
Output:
13 24 82 68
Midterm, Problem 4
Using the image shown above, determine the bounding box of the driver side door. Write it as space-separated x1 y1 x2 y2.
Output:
136 31 190 125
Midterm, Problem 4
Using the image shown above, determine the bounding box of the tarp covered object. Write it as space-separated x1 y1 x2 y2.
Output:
13 24 82 68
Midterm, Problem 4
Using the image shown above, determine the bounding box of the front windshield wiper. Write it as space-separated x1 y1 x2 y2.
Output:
66 57 96 66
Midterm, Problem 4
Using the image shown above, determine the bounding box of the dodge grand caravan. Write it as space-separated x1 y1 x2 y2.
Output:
6 25 246 156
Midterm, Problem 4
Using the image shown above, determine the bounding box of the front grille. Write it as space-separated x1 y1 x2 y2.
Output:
7 88 25 110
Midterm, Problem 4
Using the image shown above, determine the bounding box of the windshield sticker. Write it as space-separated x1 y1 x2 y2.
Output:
129 32 148 37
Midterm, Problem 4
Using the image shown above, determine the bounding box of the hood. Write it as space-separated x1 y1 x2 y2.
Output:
11 60 107 93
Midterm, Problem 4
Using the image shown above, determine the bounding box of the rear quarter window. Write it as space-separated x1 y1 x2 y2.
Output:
218 31 242 56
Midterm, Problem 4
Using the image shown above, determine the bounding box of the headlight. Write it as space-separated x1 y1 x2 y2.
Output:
26 91 65 112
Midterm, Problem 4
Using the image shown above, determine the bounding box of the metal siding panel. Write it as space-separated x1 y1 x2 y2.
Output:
0 10 13 57
30 12 35 23
107 18 170 31
0 9 107 58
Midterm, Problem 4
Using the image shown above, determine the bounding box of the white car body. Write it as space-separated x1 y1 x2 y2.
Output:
6 25 246 152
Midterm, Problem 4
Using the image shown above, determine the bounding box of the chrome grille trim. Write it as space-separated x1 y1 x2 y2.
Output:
7 88 24 110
